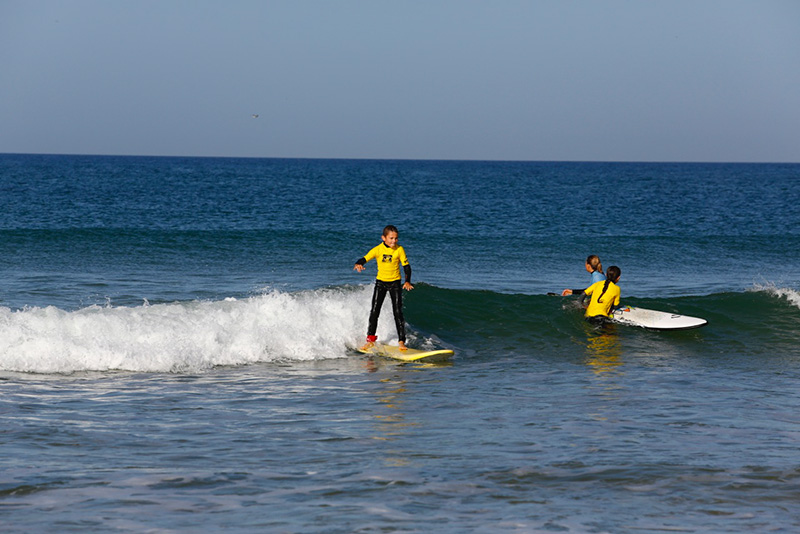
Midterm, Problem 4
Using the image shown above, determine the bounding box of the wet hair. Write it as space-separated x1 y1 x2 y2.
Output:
586 254 603 274
383 225 399 236
597 265 621 303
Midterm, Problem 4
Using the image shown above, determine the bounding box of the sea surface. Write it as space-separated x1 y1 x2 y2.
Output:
1 154 799 533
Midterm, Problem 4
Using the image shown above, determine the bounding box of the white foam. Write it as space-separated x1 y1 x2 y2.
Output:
753 283 800 310
0 285 399 374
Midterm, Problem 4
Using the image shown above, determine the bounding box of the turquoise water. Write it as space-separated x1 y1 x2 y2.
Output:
1 154 799 532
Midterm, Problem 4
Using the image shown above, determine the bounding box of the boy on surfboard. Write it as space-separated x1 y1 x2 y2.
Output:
354 225 414 351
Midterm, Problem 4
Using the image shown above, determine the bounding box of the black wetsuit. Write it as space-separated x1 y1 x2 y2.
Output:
367 280 406 342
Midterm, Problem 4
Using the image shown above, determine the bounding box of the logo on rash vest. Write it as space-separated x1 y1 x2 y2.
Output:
382 254 393 263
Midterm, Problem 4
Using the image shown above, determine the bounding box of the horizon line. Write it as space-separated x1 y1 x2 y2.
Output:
1 151 798 166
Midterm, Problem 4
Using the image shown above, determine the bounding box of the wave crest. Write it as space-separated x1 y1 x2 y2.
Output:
753 283 800 310
0 286 390 374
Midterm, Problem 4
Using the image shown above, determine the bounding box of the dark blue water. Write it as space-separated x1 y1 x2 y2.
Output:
1 154 799 532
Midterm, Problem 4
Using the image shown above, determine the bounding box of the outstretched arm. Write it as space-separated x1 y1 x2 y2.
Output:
353 257 367 272
561 288 585 296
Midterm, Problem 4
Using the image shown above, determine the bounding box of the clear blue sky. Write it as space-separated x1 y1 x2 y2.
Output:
2 0 799 162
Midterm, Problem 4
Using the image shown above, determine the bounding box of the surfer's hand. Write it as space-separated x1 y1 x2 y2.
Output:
403 282 414 291
354 264 365 272
561 289 573 296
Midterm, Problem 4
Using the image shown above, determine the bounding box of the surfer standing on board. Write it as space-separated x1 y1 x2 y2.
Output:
583 265 622 325
562 255 605 296
354 225 414 351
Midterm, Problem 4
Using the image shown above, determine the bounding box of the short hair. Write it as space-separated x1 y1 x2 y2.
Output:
383 225 399 236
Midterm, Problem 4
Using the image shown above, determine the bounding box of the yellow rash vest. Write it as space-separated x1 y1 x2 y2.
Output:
583 280 621 318
361 243 410 282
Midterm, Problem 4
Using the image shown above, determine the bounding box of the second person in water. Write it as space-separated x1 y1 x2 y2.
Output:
562 254 605 296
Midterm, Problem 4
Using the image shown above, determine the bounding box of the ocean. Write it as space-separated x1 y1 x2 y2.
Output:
1 154 799 532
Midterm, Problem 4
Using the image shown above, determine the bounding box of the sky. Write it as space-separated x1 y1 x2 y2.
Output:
1 0 799 162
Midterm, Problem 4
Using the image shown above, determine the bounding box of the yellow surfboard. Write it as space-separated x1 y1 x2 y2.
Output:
357 343 454 362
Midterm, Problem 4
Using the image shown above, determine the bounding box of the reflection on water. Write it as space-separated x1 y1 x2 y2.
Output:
364 356 452 468
371 375 418 467
584 323 624 377
375 377 412 435
583 324 625 423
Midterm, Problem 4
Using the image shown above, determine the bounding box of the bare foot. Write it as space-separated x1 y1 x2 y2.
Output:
398 342 408 352
360 341 375 351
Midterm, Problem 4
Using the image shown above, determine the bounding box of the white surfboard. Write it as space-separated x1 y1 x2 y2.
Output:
610 306 707 330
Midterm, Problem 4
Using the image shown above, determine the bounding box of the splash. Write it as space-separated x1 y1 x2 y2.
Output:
0 286 397 374
753 283 800 311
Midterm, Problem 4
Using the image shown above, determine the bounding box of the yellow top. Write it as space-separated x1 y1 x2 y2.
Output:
363 243 409 282
584 280 621 317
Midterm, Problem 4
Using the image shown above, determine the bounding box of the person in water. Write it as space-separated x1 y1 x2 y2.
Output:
562 254 605 296
354 225 414 351
582 265 622 325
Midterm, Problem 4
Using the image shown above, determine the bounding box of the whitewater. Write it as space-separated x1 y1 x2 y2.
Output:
0 286 381 373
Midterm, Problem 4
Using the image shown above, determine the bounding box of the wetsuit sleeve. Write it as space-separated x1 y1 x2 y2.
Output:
403 264 412 283
580 284 593 305
355 257 367 266
570 289 585 295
